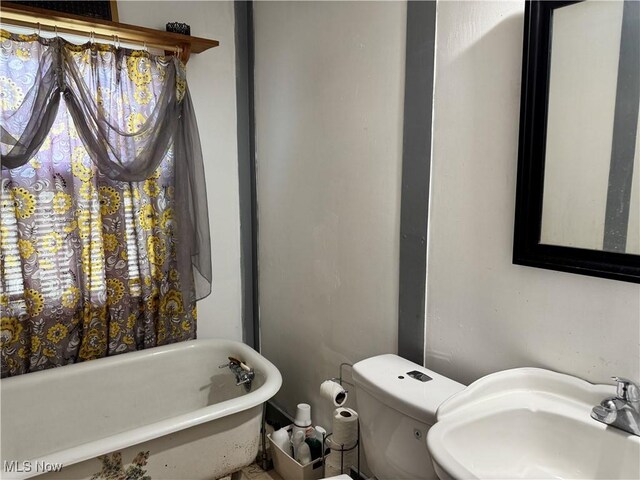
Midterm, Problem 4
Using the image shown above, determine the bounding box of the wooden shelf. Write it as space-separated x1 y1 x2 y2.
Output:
0 3 219 62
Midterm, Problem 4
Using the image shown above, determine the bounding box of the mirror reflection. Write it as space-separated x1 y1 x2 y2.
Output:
540 0 639 255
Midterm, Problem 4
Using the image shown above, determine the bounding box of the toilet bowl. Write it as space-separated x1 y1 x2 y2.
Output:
352 354 464 480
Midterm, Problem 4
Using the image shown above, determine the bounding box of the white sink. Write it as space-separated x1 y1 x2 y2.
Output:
427 368 640 480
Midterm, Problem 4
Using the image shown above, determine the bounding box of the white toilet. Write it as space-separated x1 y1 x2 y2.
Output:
352 354 465 480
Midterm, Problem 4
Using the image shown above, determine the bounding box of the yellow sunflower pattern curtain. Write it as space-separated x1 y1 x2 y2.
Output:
0 32 210 377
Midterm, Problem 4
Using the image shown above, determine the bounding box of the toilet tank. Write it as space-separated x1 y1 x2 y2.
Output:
352 354 464 480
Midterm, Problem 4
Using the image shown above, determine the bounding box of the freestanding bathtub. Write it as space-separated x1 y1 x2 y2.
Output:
1 339 282 480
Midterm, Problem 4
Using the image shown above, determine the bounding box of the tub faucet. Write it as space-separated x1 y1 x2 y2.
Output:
220 357 255 391
591 376 640 436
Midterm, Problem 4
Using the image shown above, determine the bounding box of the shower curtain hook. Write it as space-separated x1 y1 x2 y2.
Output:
54 25 58 37
36 22 41 37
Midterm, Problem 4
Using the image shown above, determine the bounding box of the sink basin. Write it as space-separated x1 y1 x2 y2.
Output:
427 368 640 480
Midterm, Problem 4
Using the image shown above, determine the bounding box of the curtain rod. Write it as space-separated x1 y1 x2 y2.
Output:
0 4 220 62
2 17 183 54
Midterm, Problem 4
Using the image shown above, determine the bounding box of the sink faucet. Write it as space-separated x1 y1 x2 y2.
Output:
219 356 255 391
591 377 640 436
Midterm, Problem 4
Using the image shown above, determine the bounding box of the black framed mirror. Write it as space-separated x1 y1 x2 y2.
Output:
514 0 640 283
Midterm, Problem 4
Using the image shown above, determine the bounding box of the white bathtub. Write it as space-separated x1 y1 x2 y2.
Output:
0 339 282 480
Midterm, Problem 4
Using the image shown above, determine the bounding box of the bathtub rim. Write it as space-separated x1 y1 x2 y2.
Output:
0 338 282 480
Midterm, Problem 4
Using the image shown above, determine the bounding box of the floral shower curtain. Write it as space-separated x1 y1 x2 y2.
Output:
0 32 211 377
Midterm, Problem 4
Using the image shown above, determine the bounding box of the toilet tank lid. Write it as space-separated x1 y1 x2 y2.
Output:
352 354 465 423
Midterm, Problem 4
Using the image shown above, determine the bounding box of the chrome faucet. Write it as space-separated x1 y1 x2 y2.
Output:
591 377 640 436
219 356 255 391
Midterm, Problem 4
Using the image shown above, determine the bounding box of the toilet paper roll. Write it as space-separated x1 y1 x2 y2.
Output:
320 380 348 407
326 449 357 468
325 452 357 478
326 448 357 475
331 407 358 449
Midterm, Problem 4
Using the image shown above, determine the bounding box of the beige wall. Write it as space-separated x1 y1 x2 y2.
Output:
118 1 243 340
253 1 407 429
426 0 640 386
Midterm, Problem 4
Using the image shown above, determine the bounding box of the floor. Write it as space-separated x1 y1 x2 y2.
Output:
220 463 283 480
239 463 284 480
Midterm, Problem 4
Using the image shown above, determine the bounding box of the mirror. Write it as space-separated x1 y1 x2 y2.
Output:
514 0 640 282
542 0 639 255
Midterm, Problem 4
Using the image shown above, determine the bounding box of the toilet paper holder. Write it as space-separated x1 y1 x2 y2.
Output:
321 363 360 478
329 362 354 389
322 415 360 478
321 363 354 408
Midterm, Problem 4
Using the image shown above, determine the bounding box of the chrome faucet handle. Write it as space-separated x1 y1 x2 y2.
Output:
592 398 618 424
612 377 640 403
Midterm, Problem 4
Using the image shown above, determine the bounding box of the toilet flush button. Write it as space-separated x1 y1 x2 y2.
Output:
407 370 432 382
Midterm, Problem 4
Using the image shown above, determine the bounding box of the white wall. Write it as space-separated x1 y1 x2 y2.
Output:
253 1 407 429
426 0 640 386
118 1 243 341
